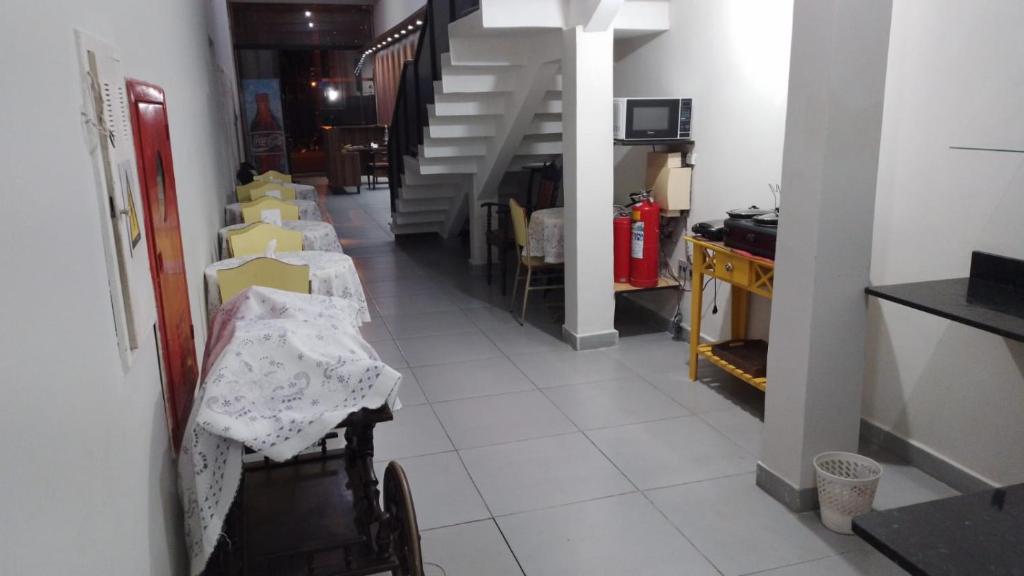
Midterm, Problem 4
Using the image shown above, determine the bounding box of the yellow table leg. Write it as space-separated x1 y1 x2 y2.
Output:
689 249 705 380
731 285 750 341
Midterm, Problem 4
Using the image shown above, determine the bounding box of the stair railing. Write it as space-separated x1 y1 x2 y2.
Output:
388 0 481 213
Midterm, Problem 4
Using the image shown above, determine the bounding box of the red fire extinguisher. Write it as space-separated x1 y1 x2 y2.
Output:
613 208 631 283
630 191 660 288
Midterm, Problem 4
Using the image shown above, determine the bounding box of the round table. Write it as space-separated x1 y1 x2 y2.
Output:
204 251 369 321
291 183 317 201
224 199 322 225
218 221 342 258
526 207 564 263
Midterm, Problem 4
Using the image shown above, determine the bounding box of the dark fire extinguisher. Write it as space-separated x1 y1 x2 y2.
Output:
629 190 660 288
613 208 631 283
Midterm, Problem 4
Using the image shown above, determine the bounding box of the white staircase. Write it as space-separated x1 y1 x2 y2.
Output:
390 0 670 247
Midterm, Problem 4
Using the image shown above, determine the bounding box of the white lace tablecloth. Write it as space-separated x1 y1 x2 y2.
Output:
204 251 369 321
178 286 402 575
218 221 342 258
224 199 322 225
292 183 317 201
526 207 565 263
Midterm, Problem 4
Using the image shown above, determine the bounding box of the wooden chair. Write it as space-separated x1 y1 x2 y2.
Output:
369 151 389 189
227 223 303 257
241 197 300 224
254 170 292 184
216 257 310 304
522 161 561 215
480 201 514 295
532 162 562 212
508 198 563 325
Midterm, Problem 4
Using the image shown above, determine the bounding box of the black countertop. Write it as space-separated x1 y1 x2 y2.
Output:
865 278 1024 343
853 484 1024 576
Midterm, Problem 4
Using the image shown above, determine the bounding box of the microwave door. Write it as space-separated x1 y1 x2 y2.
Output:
626 99 680 140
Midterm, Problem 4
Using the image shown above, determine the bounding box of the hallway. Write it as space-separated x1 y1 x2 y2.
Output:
319 184 954 576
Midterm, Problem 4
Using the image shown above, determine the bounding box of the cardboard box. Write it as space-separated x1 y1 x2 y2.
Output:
645 152 691 212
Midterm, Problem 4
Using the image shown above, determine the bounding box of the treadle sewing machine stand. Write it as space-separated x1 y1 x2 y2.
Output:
204 406 423 576
685 236 775 391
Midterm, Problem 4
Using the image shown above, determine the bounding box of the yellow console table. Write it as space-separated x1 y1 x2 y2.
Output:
685 236 775 390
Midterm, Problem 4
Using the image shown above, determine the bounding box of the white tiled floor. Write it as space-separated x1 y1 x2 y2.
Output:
322 188 956 576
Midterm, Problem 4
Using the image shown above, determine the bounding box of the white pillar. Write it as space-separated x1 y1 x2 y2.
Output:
757 0 893 511
561 25 618 350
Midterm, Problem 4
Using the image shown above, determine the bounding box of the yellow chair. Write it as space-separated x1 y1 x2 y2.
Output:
216 257 310 304
508 198 563 325
228 223 303 257
254 170 292 184
236 181 295 202
250 182 297 201
235 181 260 202
241 197 300 224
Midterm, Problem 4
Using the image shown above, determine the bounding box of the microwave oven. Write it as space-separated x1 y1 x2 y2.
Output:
613 97 692 141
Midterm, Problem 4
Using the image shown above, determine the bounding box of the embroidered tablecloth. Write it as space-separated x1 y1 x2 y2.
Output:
224 199 322 225
178 286 402 575
204 251 369 321
526 207 564 263
218 221 342 258
291 183 317 201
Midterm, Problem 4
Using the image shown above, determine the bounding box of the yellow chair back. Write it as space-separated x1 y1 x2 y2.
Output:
228 223 303 257
216 257 310 303
509 198 529 251
250 182 296 201
236 181 295 202
241 197 300 224
255 170 292 184
235 181 259 202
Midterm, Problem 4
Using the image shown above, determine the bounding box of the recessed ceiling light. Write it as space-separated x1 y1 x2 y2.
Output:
310 81 317 87
400 30 407 35
416 20 423 25
308 21 314 28
304 10 311 17
407 25 414 30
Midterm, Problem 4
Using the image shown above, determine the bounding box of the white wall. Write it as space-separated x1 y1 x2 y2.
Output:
864 0 1024 485
613 0 793 342
0 0 236 573
374 0 425 35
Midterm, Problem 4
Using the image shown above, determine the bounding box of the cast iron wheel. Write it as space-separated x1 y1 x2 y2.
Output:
383 461 424 576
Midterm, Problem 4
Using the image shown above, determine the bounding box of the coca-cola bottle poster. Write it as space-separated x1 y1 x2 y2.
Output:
242 78 288 173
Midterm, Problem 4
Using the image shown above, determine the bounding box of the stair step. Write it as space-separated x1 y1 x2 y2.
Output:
528 114 563 135
508 155 560 171
399 183 459 200
401 159 468 187
417 156 478 174
393 210 449 225
427 115 497 138
396 197 453 212
421 137 489 158
440 57 520 93
431 93 507 116
537 92 563 114
390 221 443 236
517 135 562 156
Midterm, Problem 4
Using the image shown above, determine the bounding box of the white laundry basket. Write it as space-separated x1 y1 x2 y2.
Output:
813 451 883 534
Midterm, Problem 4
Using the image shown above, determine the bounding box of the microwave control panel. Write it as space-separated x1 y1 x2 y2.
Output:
678 98 692 139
